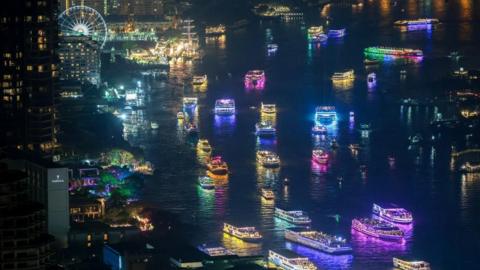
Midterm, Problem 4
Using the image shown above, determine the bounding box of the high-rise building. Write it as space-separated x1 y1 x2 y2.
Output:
0 167 55 270
0 1 59 156
58 35 101 86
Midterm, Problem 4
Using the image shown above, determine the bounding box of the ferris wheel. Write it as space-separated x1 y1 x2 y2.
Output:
59 6 108 48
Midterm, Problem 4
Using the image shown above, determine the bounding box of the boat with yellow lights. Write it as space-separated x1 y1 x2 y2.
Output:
261 188 275 200
177 112 185 119
192 75 208 86
394 18 439 26
268 249 317 270
393 258 430 270
332 69 355 81
196 139 212 154
257 151 281 168
205 24 226 36
207 156 229 178
223 223 262 242
261 103 276 114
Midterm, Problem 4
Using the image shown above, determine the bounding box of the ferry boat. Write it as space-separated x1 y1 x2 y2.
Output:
364 47 423 58
183 97 198 109
198 176 215 190
184 122 198 134
207 156 229 177
192 75 208 86
311 124 327 135
275 208 311 225
245 70 266 87
214 99 235 115
198 245 235 257
285 228 352 254
261 188 275 200
312 149 329 164
315 106 337 124
205 24 226 36
372 203 413 224
332 69 355 81
256 151 281 168
223 223 262 242
328 28 346 38
196 139 212 154
255 121 276 137
351 218 404 241
367 72 376 87
394 18 439 26
268 249 317 270
267 43 279 53
393 258 431 270
261 103 276 114
177 112 185 119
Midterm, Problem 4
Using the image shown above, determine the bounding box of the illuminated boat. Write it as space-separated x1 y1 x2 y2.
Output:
364 59 380 66
364 47 423 58
315 106 337 124
198 176 215 190
177 112 185 119
372 203 413 224
207 156 229 177
460 162 480 173
196 139 212 154
223 223 262 242
214 99 235 115
285 228 352 254
198 245 235 257
184 122 198 134
275 208 311 225
192 75 208 86
312 149 329 164
205 24 226 35
256 151 281 168
348 144 360 151
394 18 439 26
255 121 276 137
183 97 198 109
367 72 376 87
267 43 279 53
245 70 266 88
351 218 404 241
393 258 430 270
311 124 327 135
328 28 346 38
261 103 276 114
307 26 324 37
261 188 275 200
268 249 317 270
332 69 355 81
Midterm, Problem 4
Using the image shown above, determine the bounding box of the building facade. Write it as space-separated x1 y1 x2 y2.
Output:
0 0 59 156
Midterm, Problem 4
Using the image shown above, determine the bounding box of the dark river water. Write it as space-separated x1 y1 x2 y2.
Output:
118 1 480 269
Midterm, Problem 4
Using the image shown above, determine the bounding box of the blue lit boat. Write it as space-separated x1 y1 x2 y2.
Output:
275 208 311 225
351 218 404 241
198 176 215 190
315 106 337 125
255 121 276 137
328 28 346 38
214 99 235 115
285 228 352 254
372 203 413 224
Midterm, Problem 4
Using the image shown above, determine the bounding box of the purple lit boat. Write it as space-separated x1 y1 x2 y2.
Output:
372 203 413 224
312 149 328 164
351 218 404 241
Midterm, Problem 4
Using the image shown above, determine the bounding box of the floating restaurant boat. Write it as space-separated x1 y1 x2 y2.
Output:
245 70 266 88
207 156 229 177
328 28 346 38
192 75 208 86
285 228 352 254
198 176 215 190
256 151 281 168
198 245 235 257
196 139 212 154
261 188 275 200
214 99 236 115
351 218 404 241
394 18 439 26
364 47 423 58
373 203 413 224
393 258 431 270
223 223 262 242
255 121 276 137
312 149 329 164
332 69 355 81
205 24 226 35
267 43 279 53
177 111 185 119
268 249 317 270
184 122 198 134
275 208 311 225
315 106 337 124
183 97 198 109
261 103 276 114
311 124 327 135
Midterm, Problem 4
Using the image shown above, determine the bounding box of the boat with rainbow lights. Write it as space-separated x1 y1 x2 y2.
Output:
223 223 262 242
394 18 439 26
261 103 276 114
198 176 215 190
364 47 423 58
312 149 329 164
285 228 352 254
255 121 276 137
307 26 327 42
245 70 266 88
207 156 229 178
393 258 431 270
275 207 311 225
372 203 413 224
351 218 404 241
257 151 281 168
214 99 235 115
268 249 317 270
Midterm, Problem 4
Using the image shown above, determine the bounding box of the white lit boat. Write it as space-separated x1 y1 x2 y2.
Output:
255 121 276 137
332 69 355 81
223 223 262 242
285 228 352 254
372 203 413 224
393 258 430 270
198 245 235 257
351 218 404 241
269 249 317 270
198 176 215 190
261 103 276 114
328 28 346 38
256 151 281 168
312 149 329 164
267 43 279 53
394 18 439 26
311 124 327 135
275 208 311 225
214 99 236 115
367 72 376 87
183 97 198 109
192 75 208 86
205 24 226 35
261 188 275 200
197 139 212 154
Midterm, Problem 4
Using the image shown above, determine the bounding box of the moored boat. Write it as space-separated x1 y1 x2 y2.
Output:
332 69 355 81
275 207 311 225
214 99 236 115
261 103 276 114
223 223 262 242
393 258 430 270
364 47 423 58
192 75 208 86
372 203 413 224
394 18 439 26
197 139 212 154
351 218 404 241
285 228 352 254
268 249 317 270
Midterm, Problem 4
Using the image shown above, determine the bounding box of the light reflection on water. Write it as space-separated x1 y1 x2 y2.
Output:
285 242 353 270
